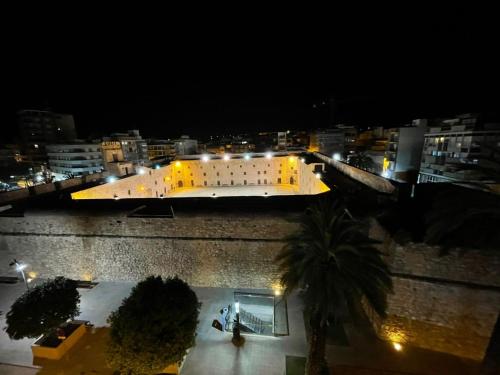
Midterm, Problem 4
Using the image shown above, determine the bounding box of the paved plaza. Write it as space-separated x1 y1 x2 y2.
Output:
167 184 299 198
0 281 307 375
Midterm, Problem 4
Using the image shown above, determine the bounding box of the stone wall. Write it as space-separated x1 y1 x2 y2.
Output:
314 152 396 194
0 213 498 361
368 220 500 361
0 214 299 289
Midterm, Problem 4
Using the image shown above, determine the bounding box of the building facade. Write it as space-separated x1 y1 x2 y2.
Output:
418 114 500 183
72 154 330 199
147 140 176 160
309 125 357 157
17 110 77 164
46 143 103 176
173 136 198 155
383 119 427 181
103 130 148 164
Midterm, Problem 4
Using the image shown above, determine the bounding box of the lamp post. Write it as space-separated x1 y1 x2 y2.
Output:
9 259 28 290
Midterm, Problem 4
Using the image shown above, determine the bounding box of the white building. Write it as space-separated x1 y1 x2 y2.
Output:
174 136 198 155
383 119 427 181
46 143 103 176
103 130 148 164
418 114 500 183
72 153 330 199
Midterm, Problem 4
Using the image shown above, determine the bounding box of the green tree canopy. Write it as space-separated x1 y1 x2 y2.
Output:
107 276 200 375
6 277 80 340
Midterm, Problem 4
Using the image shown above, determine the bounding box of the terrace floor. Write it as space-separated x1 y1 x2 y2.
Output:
167 184 300 198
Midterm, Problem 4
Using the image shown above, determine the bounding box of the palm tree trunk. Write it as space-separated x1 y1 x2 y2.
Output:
306 317 327 375
481 313 500 375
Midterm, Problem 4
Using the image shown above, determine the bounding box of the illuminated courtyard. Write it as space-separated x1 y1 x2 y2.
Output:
167 184 299 198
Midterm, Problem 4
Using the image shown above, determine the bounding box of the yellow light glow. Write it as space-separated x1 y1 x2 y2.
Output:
138 185 145 192
82 272 93 282
392 342 403 351
175 161 181 167
28 271 37 279
272 281 283 296
288 156 295 162
165 176 171 181
383 157 390 172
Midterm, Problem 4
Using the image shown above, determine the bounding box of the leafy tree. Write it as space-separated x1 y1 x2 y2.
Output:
107 276 200 375
348 152 376 172
5 277 80 340
276 198 392 375
424 186 500 252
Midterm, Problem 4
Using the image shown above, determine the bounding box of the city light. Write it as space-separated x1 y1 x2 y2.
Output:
289 156 295 162
223 154 230 161
265 152 273 159
202 155 210 162
392 342 403 352
175 161 181 167
244 154 251 160
235 302 240 313
315 173 322 179
333 153 341 161
155 165 160 170
138 168 146 175
107 176 118 183
300 158 305 163
15 263 27 272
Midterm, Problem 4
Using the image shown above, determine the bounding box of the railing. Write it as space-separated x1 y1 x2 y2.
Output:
239 307 267 334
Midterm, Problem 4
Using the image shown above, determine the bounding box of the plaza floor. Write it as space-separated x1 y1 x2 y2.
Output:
167 184 299 198
0 281 307 375
0 281 482 375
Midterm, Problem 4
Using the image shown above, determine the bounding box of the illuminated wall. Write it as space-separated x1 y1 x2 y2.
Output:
71 155 330 199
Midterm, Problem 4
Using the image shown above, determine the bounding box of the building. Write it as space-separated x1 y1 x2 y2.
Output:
277 132 287 150
101 141 133 176
418 114 500 183
72 153 330 199
147 140 176 160
17 110 77 164
173 136 198 155
383 119 428 181
309 125 357 157
46 142 103 176
103 130 148 164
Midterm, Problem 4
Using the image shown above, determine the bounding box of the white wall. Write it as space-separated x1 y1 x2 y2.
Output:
71 156 330 199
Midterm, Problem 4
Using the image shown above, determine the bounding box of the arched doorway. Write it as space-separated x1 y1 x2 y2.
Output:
178 180 183 188
289 177 294 185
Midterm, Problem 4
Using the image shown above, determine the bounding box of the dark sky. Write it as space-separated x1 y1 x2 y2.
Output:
2 5 499 142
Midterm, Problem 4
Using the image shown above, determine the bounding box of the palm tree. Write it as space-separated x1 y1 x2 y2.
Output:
276 198 393 375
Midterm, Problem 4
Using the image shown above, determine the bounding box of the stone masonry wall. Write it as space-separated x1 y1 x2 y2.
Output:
0 213 499 361
368 219 500 361
0 214 298 289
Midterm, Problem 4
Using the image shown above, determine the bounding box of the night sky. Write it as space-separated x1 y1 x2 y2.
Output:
2 5 499 142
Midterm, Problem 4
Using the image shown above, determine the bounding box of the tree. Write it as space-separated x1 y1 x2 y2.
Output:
348 152 375 172
276 198 393 375
424 186 500 252
5 277 80 340
107 276 201 375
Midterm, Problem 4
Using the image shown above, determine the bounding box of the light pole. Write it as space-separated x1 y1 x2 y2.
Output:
9 259 28 290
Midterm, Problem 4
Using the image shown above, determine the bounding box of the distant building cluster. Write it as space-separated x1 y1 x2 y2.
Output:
1 109 499 192
309 113 500 185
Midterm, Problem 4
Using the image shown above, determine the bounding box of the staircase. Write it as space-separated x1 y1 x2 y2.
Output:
239 307 268 334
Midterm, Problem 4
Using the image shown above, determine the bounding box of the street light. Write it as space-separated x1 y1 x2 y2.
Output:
10 259 28 290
